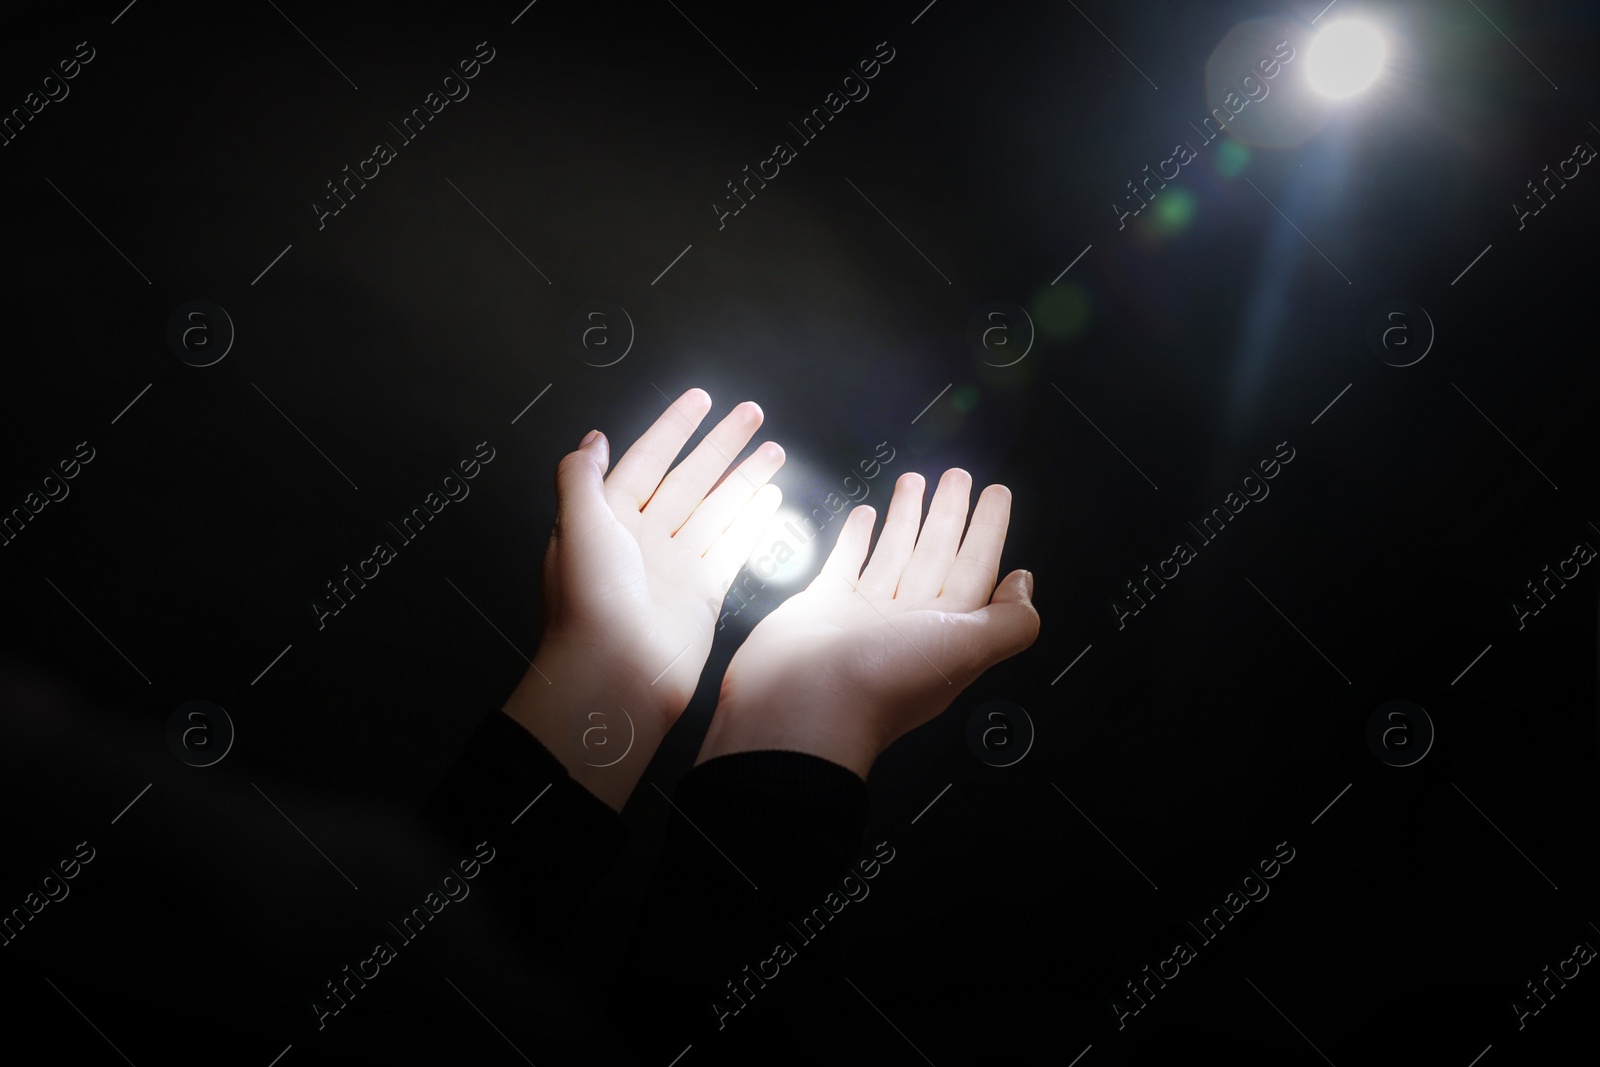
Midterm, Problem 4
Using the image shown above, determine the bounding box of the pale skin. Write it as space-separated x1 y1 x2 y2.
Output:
501 388 1041 810
698 469 1041 779
502 388 786 811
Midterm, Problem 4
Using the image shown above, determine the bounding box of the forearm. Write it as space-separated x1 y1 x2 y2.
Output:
501 635 675 812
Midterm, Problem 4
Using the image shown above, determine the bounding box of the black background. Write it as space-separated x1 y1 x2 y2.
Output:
2 0 1597 1063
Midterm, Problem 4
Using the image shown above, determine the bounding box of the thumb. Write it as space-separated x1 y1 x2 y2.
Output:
553 429 612 538
963 569 1040 667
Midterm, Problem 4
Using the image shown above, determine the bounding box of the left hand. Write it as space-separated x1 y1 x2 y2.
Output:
503 388 785 810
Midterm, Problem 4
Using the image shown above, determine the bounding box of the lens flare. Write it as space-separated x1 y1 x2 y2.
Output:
1031 283 1092 341
1213 138 1250 177
1149 187 1197 234
1306 21 1385 98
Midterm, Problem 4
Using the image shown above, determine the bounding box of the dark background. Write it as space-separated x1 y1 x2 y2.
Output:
1 0 1597 1063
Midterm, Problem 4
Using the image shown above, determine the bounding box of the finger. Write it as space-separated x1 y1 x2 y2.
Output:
552 430 613 540
703 482 784 585
813 504 876 591
675 439 785 552
604 388 712 508
895 468 973 601
642 401 765 534
857 472 925 596
942 569 1040 682
938 483 1013 610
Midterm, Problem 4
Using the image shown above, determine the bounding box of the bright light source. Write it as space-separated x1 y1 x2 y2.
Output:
746 507 819 586
1306 21 1385 98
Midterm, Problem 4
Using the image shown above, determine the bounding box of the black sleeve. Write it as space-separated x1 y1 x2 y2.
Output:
415 707 630 954
618 749 871 1066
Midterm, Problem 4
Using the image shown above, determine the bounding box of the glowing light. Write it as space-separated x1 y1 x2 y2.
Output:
1031 283 1092 341
746 507 818 586
1149 187 1197 234
1213 139 1250 178
1306 21 1385 98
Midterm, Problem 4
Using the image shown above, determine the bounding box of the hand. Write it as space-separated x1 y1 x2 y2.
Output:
502 388 785 810
699 468 1040 779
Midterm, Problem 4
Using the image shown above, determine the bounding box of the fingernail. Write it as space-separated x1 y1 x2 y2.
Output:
1023 570 1035 598
580 429 600 447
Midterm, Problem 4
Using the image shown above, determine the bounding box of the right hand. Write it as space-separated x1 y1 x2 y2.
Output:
699 468 1041 779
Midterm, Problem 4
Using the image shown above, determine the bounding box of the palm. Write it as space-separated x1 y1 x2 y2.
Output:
540 391 785 719
548 495 731 710
730 581 947 696
704 468 1040 779
719 469 1037 753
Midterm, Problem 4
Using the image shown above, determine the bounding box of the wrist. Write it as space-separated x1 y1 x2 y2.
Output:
501 635 672 812
514 632 683 718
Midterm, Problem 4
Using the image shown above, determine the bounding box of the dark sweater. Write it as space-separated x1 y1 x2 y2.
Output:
418 708 871 1065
